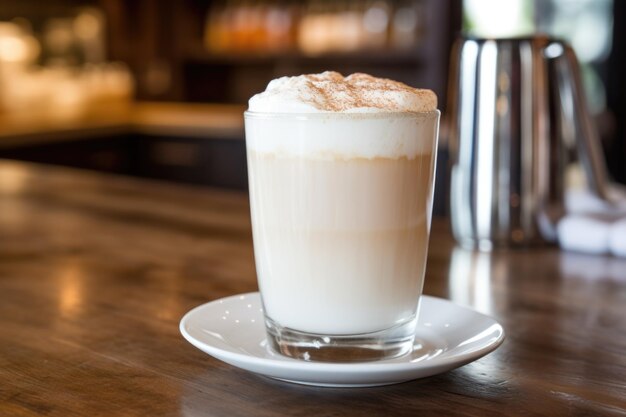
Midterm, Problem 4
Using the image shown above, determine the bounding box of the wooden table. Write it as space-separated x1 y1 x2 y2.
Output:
1 160 624 416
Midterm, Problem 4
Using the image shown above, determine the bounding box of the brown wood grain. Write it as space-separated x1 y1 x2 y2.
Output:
0 160 625 417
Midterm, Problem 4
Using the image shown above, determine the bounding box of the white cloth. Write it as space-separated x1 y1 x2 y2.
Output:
609 218 626 257
565 185 626 216
558 185 626 257
557 215 611 255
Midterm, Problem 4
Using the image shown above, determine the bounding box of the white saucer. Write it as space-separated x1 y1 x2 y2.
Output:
180 292 505 387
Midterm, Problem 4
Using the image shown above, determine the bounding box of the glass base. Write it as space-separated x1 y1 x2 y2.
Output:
265 316 417 363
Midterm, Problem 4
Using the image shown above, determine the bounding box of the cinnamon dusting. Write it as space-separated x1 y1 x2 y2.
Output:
295 72 436 112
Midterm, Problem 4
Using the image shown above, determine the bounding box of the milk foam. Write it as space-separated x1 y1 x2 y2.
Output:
245 112 439 160
248 71 437 114
246 72 438 160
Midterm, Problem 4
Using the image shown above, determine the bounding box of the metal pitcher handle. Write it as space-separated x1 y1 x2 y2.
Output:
552 42 610 200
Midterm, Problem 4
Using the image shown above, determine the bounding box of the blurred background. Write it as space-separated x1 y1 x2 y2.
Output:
0 0 623 214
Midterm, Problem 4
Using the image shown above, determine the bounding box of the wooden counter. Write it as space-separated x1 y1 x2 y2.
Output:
0 160 624 416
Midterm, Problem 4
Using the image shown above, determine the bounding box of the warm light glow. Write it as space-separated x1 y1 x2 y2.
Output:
0 164 30 193
58 261 84 317
0 22 40 64
0 37 28 61
153 269 182 321
74 10 101 40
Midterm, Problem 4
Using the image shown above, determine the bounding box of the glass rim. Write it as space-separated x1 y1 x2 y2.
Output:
244 109 440 120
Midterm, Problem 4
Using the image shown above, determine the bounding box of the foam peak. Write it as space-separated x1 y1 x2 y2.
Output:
248 72 437 113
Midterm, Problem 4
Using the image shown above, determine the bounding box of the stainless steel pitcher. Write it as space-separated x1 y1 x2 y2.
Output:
447 36 610 250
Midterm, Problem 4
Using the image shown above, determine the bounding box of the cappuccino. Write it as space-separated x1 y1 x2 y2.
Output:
245 72 439 360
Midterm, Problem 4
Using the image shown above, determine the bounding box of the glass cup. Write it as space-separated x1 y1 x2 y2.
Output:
244 110 440 362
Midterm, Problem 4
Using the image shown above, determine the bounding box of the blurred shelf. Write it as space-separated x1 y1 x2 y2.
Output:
133 102 244 139
0 102 245 147
183 45 425 67
0 101 248 189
